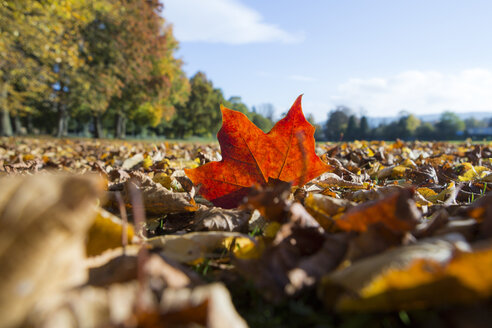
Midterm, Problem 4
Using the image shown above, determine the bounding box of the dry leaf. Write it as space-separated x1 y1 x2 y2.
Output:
185 95 331 208
0 174 104 328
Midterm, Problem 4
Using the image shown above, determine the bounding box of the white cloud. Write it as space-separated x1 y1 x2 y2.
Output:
163 0 303 44
288 75 317 82
331 69 492 116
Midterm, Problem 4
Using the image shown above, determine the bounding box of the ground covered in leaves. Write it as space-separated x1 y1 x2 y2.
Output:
1 137 492 328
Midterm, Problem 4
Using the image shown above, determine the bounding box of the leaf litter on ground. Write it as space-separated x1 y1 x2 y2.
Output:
1 99 492 327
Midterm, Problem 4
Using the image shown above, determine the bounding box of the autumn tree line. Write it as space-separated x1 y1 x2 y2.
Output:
1 1 490 141
0 0 274 139
322 107 492 142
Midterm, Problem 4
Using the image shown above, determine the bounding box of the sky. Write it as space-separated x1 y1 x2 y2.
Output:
162 0 492 122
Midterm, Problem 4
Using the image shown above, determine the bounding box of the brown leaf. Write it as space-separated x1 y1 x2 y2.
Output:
146 231 253 264
467 193 492 238
319 235 472 311
304 193 356 231
107 171 198 216
0 174 104 328
192 206 251 232
336 188 421 233
234 203 348 301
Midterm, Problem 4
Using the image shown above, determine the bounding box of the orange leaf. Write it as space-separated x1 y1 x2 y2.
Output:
335 189 421 232
185 95 331 208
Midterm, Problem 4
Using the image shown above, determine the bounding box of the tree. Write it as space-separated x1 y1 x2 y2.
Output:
306 113 324 140
345 115 359 141
173 72 223 138
107 0 188 139
415 122 436 140
396 114 421 140
324 106 350 141
464 117 487 130
252 113 274 132
0 0 77 136
256 103 275 121
435 111 465 140
225 96 250 116
359 116 370 140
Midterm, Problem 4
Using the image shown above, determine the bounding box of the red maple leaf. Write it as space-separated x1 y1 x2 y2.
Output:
184 95 332 208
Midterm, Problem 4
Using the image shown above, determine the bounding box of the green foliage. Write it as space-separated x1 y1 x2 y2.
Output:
0 0 189 138
170 72 272 138
345 115 360 140
320 106 470 142
324 107 350 141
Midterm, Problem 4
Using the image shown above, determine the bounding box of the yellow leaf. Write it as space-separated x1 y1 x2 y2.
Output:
391 165 408 178
458 165 489 181
142 156 153 170
22 154 35 161
153 172 172 189
263 222 282 238
222 236 264 260
86 207 135 257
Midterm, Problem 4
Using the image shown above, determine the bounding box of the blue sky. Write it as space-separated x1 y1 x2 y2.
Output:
163 0 492 121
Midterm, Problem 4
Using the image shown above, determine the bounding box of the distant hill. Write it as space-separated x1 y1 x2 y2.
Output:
367 111 492 127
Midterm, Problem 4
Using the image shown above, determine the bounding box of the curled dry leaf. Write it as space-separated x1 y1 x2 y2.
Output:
152 283 248 328
0 174 104 328
146 231 253 264
321 237 492 311
121 153 144 170
29 254 235 328
192 206 251 232
86 248 201 289
107 171 198 216
316 172 365 189
304 193 356 231
319 234 470 311
335 188 421 233
185 95 332 208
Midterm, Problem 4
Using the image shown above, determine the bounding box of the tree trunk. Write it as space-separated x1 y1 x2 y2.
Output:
0 86 13 137
92 114 103 139
1 108 12 137
115 112 126 139
12 114 23 135
56 102 68 138
26 115 33 134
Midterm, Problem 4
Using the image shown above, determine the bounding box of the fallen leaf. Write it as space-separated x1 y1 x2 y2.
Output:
121 153 144 170
319 234 472 311
86 207 135 257
185 95 331 208
335 188 421 232
304 193 356 231
192 206 251 232
0 174 104 328
107 171 198 216
149 283 248 328
234 203 348 301
466 193 492 238
146 231 253 264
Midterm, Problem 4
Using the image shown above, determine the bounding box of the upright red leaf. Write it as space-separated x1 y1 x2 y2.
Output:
185 95 332 208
